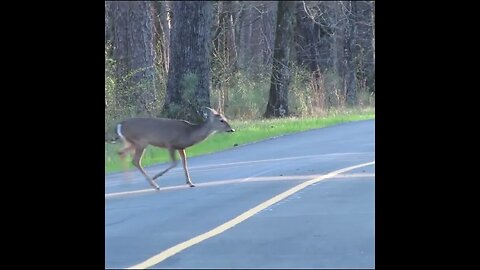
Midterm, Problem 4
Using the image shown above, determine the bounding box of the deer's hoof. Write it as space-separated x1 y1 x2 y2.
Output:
189 184 196 188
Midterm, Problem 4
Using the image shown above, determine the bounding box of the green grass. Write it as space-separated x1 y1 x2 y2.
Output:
105 107 375 173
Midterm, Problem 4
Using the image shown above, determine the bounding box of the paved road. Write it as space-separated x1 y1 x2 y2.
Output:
105 119 375 269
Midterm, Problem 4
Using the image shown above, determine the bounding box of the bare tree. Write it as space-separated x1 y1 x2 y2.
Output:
234 2 277 75
212 1 243 113
264 1 295 118
296 1 375 105
357 0 374 93
163 1 214 121
295 1 319 72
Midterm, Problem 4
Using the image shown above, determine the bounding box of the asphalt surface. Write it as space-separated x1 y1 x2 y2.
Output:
105 119 375 269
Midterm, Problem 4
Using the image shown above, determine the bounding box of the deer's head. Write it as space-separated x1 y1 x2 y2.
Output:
205 107 235 133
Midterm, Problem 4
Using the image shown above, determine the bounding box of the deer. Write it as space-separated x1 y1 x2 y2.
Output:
115 107 235 190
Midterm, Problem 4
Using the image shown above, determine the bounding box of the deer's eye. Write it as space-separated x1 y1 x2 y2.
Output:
220 119 224 123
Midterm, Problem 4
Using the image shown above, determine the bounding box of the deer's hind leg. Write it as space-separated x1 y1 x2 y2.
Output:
132 146 160 190
118 138 135 160
152 148 178 180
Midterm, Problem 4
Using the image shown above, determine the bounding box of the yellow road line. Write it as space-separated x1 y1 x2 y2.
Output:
127 161 375 269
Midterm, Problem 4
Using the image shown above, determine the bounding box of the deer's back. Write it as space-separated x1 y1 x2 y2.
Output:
120 118 195 148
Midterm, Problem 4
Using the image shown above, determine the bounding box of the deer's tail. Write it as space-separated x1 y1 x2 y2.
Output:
116 123 124 140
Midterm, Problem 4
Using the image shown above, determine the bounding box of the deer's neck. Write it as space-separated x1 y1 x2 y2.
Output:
190 121 216 144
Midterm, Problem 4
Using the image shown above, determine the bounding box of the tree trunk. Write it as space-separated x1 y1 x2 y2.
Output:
236 2 245 69
371 1 375 93
163 1 213 122
152 1 170 75
225 1 238 71
236 1 249 70
110 1 157 116
264 1 295 118
345 1 358 106
105 2 111 43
